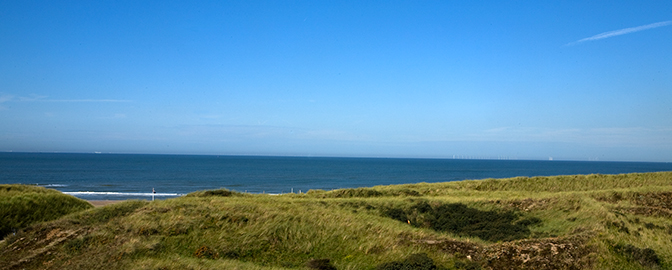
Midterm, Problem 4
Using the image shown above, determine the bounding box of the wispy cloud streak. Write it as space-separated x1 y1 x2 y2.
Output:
14 95 132 103
0 94 14 103
0 94 133 104
41 99 133 102
567 20 672 45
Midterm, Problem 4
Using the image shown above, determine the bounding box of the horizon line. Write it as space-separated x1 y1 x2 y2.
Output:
2 150 668 163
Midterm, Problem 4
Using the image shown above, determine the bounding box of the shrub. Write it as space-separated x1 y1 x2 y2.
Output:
306 258 337 270
376 253 446 270
614 243 660 268
186 188 242 197
383 202 541 242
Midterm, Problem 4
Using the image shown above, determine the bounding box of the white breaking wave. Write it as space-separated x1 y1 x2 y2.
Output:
44 184 68 187
63 191 183 197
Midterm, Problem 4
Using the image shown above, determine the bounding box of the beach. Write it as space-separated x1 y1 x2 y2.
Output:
87 200 124 207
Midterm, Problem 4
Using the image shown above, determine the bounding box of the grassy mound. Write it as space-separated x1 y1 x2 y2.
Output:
0 185 92 240
185 188 247 198
1 172 672 269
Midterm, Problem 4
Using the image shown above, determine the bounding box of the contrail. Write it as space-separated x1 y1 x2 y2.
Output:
567 20 672 45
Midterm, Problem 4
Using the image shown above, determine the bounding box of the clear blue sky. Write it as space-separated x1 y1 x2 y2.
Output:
1 1 671 162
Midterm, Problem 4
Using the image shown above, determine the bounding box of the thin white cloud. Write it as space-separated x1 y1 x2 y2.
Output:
467 126 672 147
0 94 14 103
42 99 133 102
13 94 132 103
0 94 131 109
17 94 47 101
0 94 14 110
567 20 672 45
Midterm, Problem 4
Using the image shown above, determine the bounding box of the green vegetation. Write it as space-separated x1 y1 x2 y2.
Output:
1 172 672 269
185 188 248 198
376 253 447 270
382 202 542 242
0 184 93 240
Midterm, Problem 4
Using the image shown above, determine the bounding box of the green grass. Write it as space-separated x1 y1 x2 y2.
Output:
0 184 93 240
1 172 672 269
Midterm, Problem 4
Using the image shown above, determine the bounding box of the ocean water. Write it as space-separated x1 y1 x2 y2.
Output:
1 153 671 200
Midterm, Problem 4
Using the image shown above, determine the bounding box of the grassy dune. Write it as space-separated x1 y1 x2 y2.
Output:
0 185 93 240
1 172 672 269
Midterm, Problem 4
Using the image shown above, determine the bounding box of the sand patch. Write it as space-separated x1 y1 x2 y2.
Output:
87 200 125 207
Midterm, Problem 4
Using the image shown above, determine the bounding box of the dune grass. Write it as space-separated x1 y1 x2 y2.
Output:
1 172 672 269
0 184 93 240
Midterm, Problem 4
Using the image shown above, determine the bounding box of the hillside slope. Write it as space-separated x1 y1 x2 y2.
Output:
0 185 93 240
1 172 672 269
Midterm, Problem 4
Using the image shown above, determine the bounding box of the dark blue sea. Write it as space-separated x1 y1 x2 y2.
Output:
1 153 671 200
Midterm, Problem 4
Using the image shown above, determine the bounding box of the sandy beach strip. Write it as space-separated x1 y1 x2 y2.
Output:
87 200 125 207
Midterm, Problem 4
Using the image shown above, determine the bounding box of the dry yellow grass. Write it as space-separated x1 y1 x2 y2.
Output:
1 172 671 270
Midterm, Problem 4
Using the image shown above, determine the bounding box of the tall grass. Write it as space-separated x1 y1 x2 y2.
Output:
2 172 672 269
0 184 92 239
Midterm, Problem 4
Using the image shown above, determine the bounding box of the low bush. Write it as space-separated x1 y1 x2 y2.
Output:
306 258 337 270
383 202 541 242
613 243 660 268
186 188 243 197
376 253 446 270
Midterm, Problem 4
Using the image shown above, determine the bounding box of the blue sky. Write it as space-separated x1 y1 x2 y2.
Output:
1 1 671 162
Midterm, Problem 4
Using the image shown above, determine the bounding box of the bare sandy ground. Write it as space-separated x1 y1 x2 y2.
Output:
87 200 125 207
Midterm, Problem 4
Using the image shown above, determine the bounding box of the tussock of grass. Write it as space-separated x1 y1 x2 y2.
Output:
1 172 672 269
0 184 92 240
313 187 422 198
185 188 247 198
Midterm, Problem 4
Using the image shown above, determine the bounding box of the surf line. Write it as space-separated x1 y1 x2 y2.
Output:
63 191 183 197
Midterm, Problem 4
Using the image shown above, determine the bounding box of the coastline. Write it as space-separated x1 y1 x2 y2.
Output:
7 154 672 200
4 172 672 269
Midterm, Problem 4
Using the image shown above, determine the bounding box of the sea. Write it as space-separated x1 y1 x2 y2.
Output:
1 152 672 200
